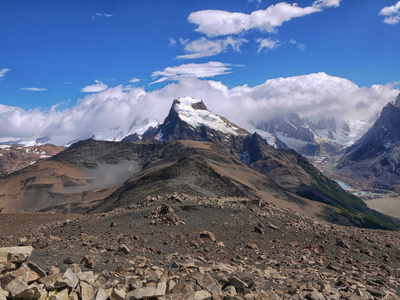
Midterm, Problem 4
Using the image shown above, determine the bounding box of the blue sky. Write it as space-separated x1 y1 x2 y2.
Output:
0 0 399 145
0 0 399 110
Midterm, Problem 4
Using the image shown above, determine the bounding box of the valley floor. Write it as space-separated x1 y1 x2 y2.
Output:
364 195 400 219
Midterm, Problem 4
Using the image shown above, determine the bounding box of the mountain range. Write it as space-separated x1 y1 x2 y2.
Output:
0 96 396 230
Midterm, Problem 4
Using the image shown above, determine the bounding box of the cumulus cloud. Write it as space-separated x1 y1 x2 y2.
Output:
0 68 10 79
0 73 397 146
380 1 400 25
129 78 141 83
188 1 340 37
150 62 235 84
82 80 108 93
20 87 47 91
177 37 248 59
257 38 279 53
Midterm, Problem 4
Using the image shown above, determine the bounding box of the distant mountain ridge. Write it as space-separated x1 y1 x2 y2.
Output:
253 112 370 157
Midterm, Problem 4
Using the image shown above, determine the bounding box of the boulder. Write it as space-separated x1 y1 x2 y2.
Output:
199 231 216 242
0 246 33 263
126 282 167 299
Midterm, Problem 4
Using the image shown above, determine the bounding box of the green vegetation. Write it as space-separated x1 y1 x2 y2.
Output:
297 155 398 230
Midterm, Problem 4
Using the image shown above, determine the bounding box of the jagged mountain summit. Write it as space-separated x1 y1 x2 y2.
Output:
337 96 400 192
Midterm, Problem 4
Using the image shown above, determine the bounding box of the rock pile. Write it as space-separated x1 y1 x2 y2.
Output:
1 244 399 299
146 204 185 226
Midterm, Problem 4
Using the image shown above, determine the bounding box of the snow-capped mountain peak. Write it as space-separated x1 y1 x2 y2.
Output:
141 97 249 143
172 96 243 136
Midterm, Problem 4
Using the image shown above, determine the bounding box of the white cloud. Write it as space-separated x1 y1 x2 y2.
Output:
82 80 108 93
20 87 47 91
0 68 10 79
169 38 177 47
380 1 400 25
248 0 262 8
129 78 141 83
289 39 306 51
0 73 397 146
313 0 341 8
177 37 248 59
150 62 235 84
92 13 113 19
257 38 279 53
188 1 341 37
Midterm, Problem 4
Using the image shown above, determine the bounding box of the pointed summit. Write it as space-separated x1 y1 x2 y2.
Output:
148 96 248 142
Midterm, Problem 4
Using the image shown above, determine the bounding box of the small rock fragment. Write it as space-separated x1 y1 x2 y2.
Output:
81 255 95 269
199 231 216 242
254 226 264 234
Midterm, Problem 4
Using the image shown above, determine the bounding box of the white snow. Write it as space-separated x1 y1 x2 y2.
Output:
174 96 242 136
0 145 11 150
239 150 251 165
91 118 159 142
275 132 309 151
254 129 278 148
314 119 371 147
155 130 164 141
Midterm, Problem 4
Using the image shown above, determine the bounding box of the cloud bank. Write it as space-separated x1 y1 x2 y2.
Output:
0 72 397 146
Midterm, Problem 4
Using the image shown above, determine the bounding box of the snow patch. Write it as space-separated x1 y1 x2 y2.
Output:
174 96 241 136
275 132 309 151
239 150 251 165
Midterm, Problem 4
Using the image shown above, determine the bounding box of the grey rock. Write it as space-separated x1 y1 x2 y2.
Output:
0 246 33 263
126 282 167 299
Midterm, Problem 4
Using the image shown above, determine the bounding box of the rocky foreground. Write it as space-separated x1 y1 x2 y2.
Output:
1 194 400 299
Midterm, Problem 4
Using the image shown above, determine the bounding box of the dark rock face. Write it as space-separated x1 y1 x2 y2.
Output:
121 132 141 142
337 102 400 192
